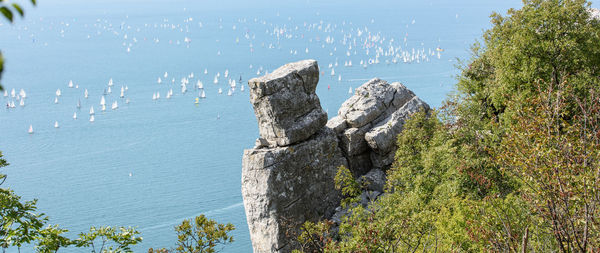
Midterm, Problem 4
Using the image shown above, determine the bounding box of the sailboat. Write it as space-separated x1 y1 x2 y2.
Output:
56 89 62 96
54 97 58 104
90 106 95 115
197 81 203 89
218 88 223 94
3 90 7 97
19 89 26 98
101 104 106 111
213 75 218 84
77 100 81 109
181 84 187 94
54 121 59 128
28 125 33 134
200 90 206 98
111 101 118 110
68 80 74 88
164 72 168 78
100 96 106 106
331 68 335 76
204 68 208 75
126 98 130 104
108 78 114 86
84 89 89 98
348 87 353 94
90 115 95 122
156 92 160 99
158 77 162 84
152 92 157 100
19 99 24 107
107 86 112 94
120 86 125 98
227 89 232 96
73 112 77 120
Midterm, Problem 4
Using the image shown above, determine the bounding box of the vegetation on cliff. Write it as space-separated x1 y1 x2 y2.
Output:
296 0 600 252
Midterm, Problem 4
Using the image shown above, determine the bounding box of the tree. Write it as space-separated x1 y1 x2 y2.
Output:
73 226 143 253
174 215 234 253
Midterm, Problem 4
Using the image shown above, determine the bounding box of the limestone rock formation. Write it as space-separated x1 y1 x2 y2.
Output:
242 60 347 252
248 60 327 147
328 78 429 176
242 60 429 253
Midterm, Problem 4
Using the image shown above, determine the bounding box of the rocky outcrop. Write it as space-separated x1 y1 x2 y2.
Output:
242 60 429 252
242 60 347 252
328 78 429 176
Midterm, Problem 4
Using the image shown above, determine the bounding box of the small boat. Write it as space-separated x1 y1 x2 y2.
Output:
100 96 106 106
197 81 203 89
181 84 187 94
331 68 335 76
348 87 353 94
107 86 112 94
156 92 160 99
68 80 74 88
195 97 199 104
90 106 95 115
77 99 81 109
84 89 89 98
54 121 59 128
111 101 118 110
204 68 208 75
213 75 218 84
227 89 232 96
90 115 95 122
120 86 125 98
101 104 106 111
54 97 59 104
200 90 206 98
152 92 157 100
126 98 130 104
158 77 162 84
240 85 245 92
56 89 61 96
218 88 223 94
73 112 77 120
164 72 168 78
19 89 26 98
338 75 342 81
3 90 7 97
28 125 33 134
19 99 24 107
108 78 114 86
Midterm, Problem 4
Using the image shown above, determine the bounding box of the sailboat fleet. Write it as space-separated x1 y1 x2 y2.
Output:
6 11 447 135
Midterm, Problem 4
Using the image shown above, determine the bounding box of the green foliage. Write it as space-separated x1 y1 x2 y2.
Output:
174 215 234 253
0 188 47 251
73 226 142 253
292 1 600 252
293 220 334 253
333 166 360 207
35 225 72 252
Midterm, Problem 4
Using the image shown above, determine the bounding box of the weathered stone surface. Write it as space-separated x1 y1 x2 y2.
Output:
242 122 347 253
358 169 386 192
325 115 347 134
365 96 430 154
248 59 327 147
346 153 372 177
339 124 371 156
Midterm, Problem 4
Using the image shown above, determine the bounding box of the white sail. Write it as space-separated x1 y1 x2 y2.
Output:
77 100 81 108
240 85 245 92
84 89 89 98
218 88 222 94
19 89 26 98
73 112 77 119
108 78 114 86
164 72 168 78
224 69 229 78
213 75 218 84
3 90 7 97
331 68 335 76
181 84 187 94
56 89 61 96
100 96 106 106
112 101 118 110
101 104 106 111
156 92 160 99
197 81 203 89
227 89 232 96
54 97 58 104
158 77 162 84
90 115 95 122
90 106 95 115
28 125 33 134
19 99 24 107
54 121 59 128
68 80 74 88
107 86 112 94
204 68 208 75
348 87 353 94
152 92 157 100
120 86 125 98
201 90 206 98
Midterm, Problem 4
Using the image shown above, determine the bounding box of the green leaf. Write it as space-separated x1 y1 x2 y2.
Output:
11 4 23 17
0 6 13 22
31 0 37 6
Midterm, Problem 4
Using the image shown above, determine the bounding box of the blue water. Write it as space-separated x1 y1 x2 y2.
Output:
0 0 571 251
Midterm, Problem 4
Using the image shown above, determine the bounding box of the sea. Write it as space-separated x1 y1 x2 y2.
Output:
1 0 581 252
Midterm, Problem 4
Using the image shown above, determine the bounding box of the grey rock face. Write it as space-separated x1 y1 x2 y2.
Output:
328 78 429 174
243 60 428 252
242 128 347 252
358 169 387 192
248 59 327 147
